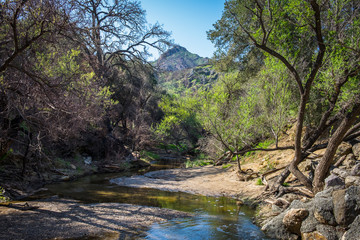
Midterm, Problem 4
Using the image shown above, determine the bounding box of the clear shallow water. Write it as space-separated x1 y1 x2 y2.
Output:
30 166 273 239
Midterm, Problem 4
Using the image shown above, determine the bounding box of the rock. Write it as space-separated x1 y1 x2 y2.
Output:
345 176 360 187
300 207 318 234
283 193 303 204
316 187 334 198
302 225 341 240
316 225 339 240
342 215 360 240
325 174 345 190
336 226 347 240
352 142 360 159
342 154 357 169
313 189 336 226
282 208 309 235
350 163 360 176
299 159 313 172
60 175 70 181
331 168 350 179
261 211 299 240
271 204 282 214
332 186 360 226
302 231 327 240
335 142 353 162
84 156 92 165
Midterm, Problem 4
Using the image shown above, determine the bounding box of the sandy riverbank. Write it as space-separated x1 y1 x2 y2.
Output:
0 197 192 240
111 165 266 199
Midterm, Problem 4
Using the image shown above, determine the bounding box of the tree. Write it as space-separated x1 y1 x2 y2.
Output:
0 0 70 73
66 0 171 157
0 0 114 176
69 0 170 74
209 0 360 193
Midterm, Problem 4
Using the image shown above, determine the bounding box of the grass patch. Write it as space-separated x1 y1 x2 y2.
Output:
185 159 213 168
141 151 160 161
222 163 232 169
282 182 290 187
245 139 275 157
255 178 264 185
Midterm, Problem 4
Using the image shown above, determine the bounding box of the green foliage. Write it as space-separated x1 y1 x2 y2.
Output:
154 91 202 150
185 159 213 168
141 151 160 161
158 65 219 95
282 182 290 187
0 187 9 202
255 178 264 186
184 153 213 168
256 139 275 150
222 163 232 169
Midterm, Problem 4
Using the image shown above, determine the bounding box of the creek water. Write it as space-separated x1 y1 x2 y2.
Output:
31 161 273 239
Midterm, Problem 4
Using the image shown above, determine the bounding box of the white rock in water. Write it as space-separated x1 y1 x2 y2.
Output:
84 156 92 165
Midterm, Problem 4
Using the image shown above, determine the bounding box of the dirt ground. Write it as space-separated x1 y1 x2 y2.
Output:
0 197 192 240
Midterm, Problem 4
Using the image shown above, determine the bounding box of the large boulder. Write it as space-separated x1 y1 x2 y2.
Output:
300 207 318 234
313 188 337 226
325 174 345 190
342 215 360 240
261 211 299 240
282 208 309 235
262 200 309 240
332 186 360 226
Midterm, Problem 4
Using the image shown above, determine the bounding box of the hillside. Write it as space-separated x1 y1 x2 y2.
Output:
154 45 209 72
154 45 220 94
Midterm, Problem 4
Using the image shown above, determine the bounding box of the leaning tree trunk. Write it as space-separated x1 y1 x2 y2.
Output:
313 103 360 193
288 94 314 190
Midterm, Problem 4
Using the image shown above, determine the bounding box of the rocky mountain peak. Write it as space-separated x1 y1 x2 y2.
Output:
155 45 209 72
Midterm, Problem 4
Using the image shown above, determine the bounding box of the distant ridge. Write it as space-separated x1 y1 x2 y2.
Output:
153 45 219 94
154 45 209 72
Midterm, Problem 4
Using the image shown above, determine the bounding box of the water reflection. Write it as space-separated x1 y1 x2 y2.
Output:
30 170 272 239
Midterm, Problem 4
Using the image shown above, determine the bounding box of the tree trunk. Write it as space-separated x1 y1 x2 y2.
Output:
313 103 360 192
289 95 313 189
236 154 241 171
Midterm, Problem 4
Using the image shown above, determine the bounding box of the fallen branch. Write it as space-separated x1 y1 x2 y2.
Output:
334 155 347 168
234 146 294 155
261 166 287 177
285 187 314 198
264 197 290 209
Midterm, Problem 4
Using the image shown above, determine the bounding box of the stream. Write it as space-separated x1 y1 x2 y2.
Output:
30 161 273 239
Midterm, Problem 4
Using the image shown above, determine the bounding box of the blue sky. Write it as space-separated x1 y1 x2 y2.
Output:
140 0 225 59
